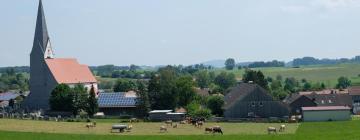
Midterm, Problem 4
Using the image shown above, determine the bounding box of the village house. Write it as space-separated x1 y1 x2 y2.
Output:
285 90 352 115
224 83 289 120
349 86 360 114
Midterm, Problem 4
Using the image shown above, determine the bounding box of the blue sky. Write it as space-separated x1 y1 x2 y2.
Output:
1 0 360 67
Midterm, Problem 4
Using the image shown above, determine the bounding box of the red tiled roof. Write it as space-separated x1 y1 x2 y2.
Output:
45 58 96 84
302 106 350 111
349 86 360 95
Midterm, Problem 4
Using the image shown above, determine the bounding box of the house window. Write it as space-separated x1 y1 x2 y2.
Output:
251 102 256 107
321 100 325 104
259 102 263 107
328 100 332 103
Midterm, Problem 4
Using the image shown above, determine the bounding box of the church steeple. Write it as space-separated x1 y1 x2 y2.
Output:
31 0 54 59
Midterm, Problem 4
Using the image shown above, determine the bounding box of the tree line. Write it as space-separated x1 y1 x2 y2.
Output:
292 56 360 67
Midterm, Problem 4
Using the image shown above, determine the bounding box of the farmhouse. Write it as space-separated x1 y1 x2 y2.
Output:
98 91 137 116
285 91 352 115
0 92 20 108
349 86 360 114
224 83 289 119
22 0 97 110
302 106 351 122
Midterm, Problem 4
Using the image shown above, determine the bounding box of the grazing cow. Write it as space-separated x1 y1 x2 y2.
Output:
86 122 96 129
205 127 213 133
160 126 167 132
126 125 133 132
130 118 139 123
165 120 173 126
173 123 178 128
180 120 187 124
196 121 204 128
279 125 286 132
268 127 277 134
212 126 223 135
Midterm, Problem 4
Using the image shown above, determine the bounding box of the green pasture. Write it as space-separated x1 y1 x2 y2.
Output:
0 119 359 140
214 63 360 88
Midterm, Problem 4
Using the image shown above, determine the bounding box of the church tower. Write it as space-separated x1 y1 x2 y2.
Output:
24 0 97 111
25 0 57 110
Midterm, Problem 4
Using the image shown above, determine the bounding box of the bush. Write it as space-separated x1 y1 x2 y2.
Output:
193 108 212 119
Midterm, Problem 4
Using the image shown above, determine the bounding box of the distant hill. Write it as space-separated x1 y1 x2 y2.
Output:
200 59 225 68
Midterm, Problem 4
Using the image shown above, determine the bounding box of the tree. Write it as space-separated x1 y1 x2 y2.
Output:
176 76 196 107
113 79 137 92
70 84 88 116
148 66 178 110
225 58 236 70
9 99 15 108
206 95 224 116
284 77 299 93
336 76 351 89
214 72 237 93
195 70 210 89
136 80 151 118
49 84 72 111
86 85 98 117
243 70 269 90
303 82 312 91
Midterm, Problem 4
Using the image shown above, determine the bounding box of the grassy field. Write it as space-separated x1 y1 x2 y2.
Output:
0 119 359 140
0 119 299 135
214 63 360 88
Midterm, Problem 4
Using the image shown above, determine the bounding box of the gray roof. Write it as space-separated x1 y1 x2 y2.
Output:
32 0 50 54
0 92 19 101
98 92 137 108
224 83 271 109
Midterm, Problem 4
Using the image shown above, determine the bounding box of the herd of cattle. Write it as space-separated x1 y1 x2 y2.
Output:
159 117 223 134
85 117 287 135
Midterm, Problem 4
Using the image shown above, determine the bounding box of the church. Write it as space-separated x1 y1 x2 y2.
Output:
22 0 98 110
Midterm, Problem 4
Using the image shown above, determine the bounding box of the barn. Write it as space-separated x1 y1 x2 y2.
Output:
224 83 289 120
97 92 137 116
302 106 351 122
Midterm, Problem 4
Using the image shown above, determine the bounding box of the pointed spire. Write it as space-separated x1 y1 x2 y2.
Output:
32 0 50 54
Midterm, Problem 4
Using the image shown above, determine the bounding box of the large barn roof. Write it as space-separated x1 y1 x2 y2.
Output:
224 83 270 109
45 58 96 84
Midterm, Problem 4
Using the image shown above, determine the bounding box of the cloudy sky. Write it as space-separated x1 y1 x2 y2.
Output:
1 0 360 67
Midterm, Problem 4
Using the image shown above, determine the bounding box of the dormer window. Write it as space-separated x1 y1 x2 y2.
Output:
251 102 256 107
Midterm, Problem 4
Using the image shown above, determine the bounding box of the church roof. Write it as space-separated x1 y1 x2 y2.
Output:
45 58 97 84
32 0 49 54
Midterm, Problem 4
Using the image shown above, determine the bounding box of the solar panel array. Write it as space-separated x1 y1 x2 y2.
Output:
98 92 137 107
0 93 19 101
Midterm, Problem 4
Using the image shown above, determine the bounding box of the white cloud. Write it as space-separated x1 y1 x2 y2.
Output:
280 0 360 14
311 0 360 9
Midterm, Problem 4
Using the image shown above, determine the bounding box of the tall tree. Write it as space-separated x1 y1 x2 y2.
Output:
49 84 72 111
214 72 237 93
225 58 236 70
70 84 88 116
336 76 351 89
148 66 178 110
113 79 137 92
195 70 210 89
206 95 224 116
86 85 98 117
136 80 151 118
243 70 269 90
176 76 196 107
284 77 299 93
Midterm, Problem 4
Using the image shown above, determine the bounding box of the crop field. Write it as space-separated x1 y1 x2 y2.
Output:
214 63 360 88
0 119 359 140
